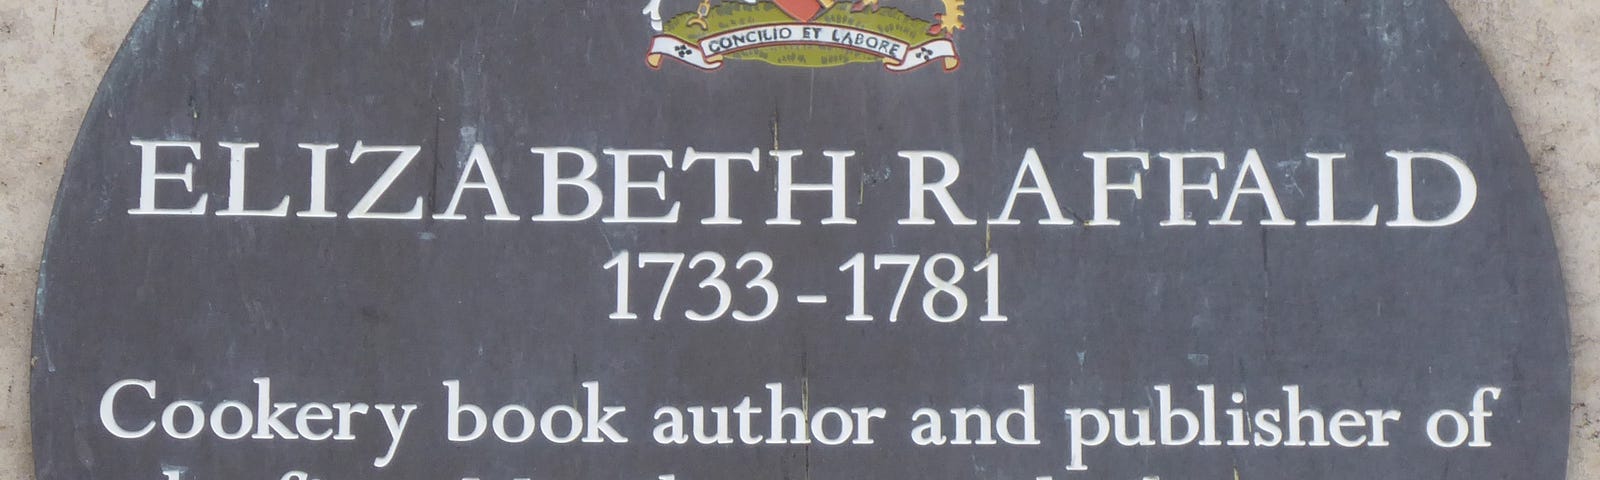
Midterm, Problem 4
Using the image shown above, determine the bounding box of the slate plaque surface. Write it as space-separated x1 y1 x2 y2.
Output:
34 0 1570 479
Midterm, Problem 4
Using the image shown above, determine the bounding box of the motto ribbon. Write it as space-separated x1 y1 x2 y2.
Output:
646 23 960 72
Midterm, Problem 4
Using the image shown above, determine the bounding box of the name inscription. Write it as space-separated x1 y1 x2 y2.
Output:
126 140 1478 228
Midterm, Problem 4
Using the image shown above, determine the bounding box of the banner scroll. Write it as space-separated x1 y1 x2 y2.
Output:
646 23 960 72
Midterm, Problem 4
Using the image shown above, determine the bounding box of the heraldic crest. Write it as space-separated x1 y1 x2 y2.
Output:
643 0 965 72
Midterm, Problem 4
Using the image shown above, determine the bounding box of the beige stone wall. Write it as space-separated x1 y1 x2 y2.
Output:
0 1 149 478
0 0 1594 477
1451 1 1600 476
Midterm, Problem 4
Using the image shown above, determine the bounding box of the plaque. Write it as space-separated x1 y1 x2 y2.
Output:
34 1 1571 479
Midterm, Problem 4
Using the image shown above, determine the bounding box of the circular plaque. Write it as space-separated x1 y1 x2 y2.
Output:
34 1 1570 479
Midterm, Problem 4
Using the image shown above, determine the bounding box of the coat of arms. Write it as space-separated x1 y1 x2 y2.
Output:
642 0 964 71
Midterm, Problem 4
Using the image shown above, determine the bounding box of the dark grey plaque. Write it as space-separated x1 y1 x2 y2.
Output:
34 1 1570 479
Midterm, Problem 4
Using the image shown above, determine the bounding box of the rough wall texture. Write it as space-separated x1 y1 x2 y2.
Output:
0 0 1594 478
0 2 148 478
1449 1 1600 477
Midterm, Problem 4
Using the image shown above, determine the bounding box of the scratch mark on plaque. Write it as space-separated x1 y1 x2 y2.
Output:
984 224 992 257
1061 205 1087 225
379 2 396 44
858 166 891 206
800 347 812 480
34 256 56 372
427 118 445 215
771 112 781 151
1259 229 1271 299
161 465 189 479
771 110 784 198
808 70 817 119
572 353 581 407
1189 23 1205 102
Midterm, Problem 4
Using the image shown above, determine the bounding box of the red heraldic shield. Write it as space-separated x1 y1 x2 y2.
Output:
772 0 825 21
